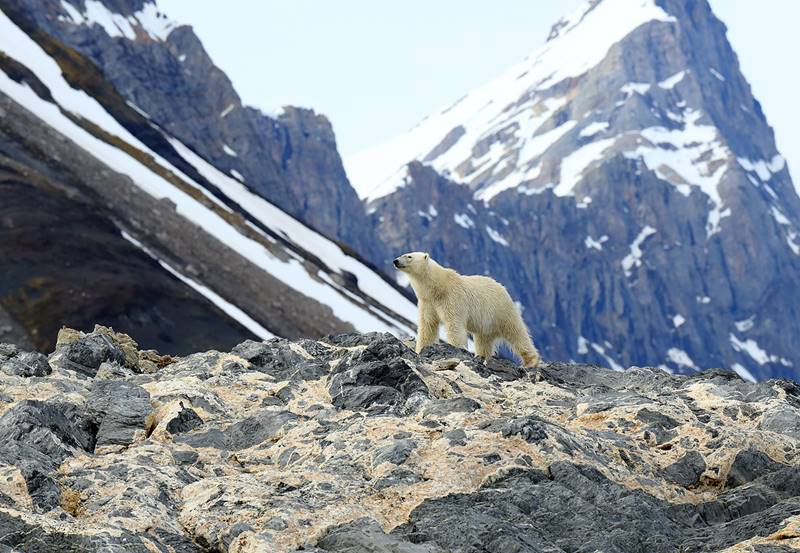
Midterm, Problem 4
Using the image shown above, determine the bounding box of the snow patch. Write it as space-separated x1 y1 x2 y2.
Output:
454 213 475 229
621 226 656 277
579 121 609 138
627 109 731 236
672 314 686 328
220 104 236 118
584 235 608 251
620 82 651 96
486 226 509 246
658 70 686 89
126 101 150 119
770 206 800 255
590 341 624 372
230 169 245 182
737 155 785 181
709 68 726 81
222 144 238 157
731 363 757 383
730 333 774 365
577 336 589 355
735 316 755 333
60 0 178 41
667 347 697 370
133 2 179 41
554 137 617 197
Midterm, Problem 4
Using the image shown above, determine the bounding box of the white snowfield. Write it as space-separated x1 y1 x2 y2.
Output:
0 10 416 336
345 0 676 202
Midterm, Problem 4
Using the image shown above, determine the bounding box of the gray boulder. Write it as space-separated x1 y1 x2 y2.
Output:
86 381 153 449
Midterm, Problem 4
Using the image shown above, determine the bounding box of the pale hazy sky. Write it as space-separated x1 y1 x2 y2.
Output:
160 0 798 180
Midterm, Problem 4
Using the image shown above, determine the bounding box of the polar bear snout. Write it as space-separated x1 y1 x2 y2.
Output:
394 252 428 272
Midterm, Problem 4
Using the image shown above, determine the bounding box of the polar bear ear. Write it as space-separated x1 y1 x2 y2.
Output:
424 253 429 260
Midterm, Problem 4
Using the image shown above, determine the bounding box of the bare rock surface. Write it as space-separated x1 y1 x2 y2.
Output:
0 327 799 552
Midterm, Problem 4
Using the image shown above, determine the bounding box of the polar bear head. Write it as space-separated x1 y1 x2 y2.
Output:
393 251 429 273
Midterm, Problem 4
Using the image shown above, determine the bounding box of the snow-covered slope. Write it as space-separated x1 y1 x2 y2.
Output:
0 4 415 349
345 0 676 202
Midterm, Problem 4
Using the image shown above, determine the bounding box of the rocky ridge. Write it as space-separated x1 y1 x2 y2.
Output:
1 326 799 551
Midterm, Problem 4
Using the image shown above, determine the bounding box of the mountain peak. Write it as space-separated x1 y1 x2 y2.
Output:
545 0 601 42
345 0 678 202
358 0 800 380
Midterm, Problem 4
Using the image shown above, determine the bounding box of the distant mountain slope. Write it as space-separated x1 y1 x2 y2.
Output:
0 2 415 352
348 0 800 380
6 0 387 265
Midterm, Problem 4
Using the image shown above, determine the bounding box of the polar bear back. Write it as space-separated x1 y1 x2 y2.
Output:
450 274 522 336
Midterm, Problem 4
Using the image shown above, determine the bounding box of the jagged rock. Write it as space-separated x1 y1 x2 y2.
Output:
422 397 481 418
312 517 446 553
165 404 204 435
443 429 468 446
231 339 325 381
59 331 127 375
95 361 135 380
0 349 51 377
663 451 707 488
86 380 153 450
0 510 153 552
725 449 786 488
223 410 300 451
0 400 92 511
372 439 416 467
0 329 798 552
501 416 549 443
328 337 428 414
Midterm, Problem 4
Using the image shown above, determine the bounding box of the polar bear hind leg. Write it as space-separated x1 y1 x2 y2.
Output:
503 321 540 368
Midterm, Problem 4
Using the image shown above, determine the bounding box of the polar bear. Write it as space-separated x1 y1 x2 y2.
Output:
393 252 540 367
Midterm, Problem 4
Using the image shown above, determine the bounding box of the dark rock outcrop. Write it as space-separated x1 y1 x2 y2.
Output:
0 328 798 551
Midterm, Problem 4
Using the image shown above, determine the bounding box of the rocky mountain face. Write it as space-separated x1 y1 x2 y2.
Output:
0 0 416 353
2 327 800 551
3 0 385 264
348 0 800 381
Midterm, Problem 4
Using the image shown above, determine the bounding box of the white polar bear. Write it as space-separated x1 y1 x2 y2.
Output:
393 252 540 367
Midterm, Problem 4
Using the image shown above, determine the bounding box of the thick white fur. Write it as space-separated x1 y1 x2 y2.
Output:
394 252 540 367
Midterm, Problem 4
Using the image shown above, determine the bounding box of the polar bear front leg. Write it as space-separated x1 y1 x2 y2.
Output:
444 320 468 350
474 335 496 360
415 302 439 353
